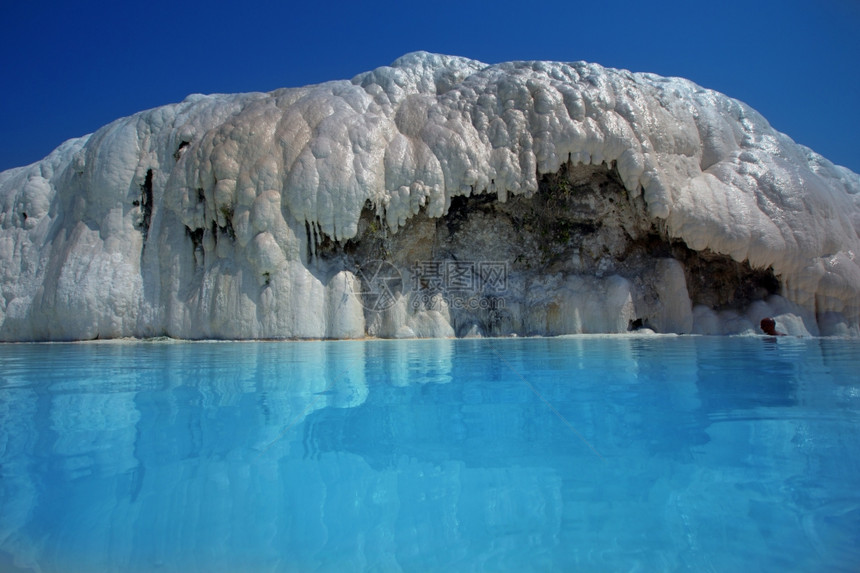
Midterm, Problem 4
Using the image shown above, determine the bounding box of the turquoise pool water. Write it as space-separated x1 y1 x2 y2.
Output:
0 336 858 572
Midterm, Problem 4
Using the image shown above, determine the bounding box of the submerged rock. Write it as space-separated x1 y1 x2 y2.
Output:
0 52 858 340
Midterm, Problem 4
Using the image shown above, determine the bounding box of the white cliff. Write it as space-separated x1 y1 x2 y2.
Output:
0 52 858 340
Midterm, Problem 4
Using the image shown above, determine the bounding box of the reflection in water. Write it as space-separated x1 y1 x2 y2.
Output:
0 337 857 572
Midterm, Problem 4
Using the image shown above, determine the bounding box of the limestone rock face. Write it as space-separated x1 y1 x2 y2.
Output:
1 52 858 340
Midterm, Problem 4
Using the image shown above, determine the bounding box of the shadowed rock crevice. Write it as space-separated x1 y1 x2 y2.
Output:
136 168 154 241
185 226 204 267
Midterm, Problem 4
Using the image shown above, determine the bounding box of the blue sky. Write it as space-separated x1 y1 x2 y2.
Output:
1 0 858 173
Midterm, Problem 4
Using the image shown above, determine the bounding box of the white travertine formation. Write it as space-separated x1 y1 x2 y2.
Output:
1 52 858 340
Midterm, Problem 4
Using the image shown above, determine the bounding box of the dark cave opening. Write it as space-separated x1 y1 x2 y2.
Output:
307 160 783 332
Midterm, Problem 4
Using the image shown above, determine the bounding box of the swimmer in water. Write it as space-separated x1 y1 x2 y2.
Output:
760 317 786 336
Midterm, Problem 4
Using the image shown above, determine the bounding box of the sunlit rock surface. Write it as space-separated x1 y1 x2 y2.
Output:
1 52 858 340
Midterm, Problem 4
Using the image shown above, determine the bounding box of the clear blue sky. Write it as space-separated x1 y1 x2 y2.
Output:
1 0 858 173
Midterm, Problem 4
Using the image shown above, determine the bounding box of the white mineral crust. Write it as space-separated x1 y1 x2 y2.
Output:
1 52 858 340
